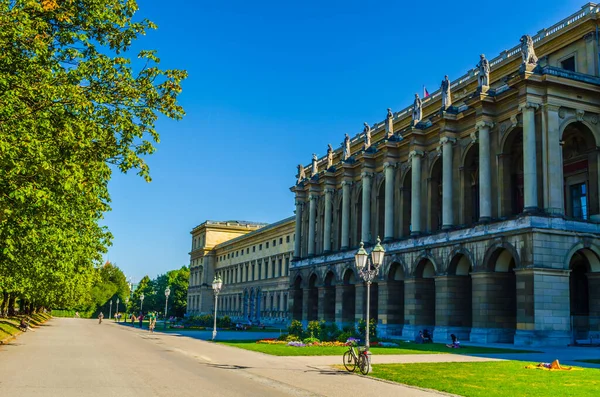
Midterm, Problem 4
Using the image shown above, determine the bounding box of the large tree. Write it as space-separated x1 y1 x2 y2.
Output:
0 0 186 312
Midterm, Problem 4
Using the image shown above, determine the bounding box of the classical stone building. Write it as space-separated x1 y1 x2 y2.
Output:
188 218 294 324
290 4 600 346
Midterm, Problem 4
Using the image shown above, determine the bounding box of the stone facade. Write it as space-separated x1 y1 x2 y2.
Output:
289 4 600 346
188 218 294 325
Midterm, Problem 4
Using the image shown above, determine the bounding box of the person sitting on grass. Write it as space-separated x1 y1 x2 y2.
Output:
446 334 460 348
422 329 433 343
415 330 424 344
19 317 32 332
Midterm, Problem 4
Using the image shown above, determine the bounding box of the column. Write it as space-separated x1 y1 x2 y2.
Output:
354 284 366 323
520 102 539 212
433 275 471 343
584 32 597 75
307 194 317 256
361 172 372 244
384 162 395 242
476 121 493 221
410 150 423 235
441 137 455 229
341 181 351 249
317 287 326 320
544 104 564 215
323 188 333 253
301 288 310 324
294 199 303 259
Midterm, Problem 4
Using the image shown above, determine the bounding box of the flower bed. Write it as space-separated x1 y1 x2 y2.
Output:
256 339 346 347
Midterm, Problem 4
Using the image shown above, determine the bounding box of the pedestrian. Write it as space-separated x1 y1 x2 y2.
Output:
149 311 156 333
98 312 104 324
138 313 144 329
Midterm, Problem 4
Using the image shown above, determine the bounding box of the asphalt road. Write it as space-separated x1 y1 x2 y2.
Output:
0 318 442 397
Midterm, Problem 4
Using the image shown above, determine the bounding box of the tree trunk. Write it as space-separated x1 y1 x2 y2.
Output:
7 294 16 317
1 291 8 317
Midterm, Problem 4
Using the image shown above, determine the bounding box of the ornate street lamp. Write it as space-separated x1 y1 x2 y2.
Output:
140 293 145 314
355 237 385 351
212 275 223 340
164 286 171 329
116 298 120 322
109 299 113 320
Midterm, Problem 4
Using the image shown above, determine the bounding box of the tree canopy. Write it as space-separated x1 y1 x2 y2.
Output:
128 266 189 318
0 0 186 313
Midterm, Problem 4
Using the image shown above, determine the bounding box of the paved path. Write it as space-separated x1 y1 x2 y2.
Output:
0 318 451 397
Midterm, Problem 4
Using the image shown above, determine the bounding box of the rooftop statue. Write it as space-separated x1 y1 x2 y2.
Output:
441 75 452 110
520 34 538 66
326 144 333 169
412 93 422 125
363 122 371 149
385 108 394 138
477 54 490 88
296 164 306 184
343 133 351 160
311 153 318 176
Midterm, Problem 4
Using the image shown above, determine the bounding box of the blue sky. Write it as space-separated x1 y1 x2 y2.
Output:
103 0 582 282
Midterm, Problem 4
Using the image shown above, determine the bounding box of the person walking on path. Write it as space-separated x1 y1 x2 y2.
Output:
148 312 157 333
138 313 144 329
98 312 104 324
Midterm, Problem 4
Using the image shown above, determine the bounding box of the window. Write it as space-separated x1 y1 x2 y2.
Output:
236 251 238 257
246 248 249 254
253 246 256 252
227 253 230 259
259 244 262 250
241 250 243 256
286 236 290 243
560 56 575 72
266 242 269 249
273 240 276 247
570 182 588 220
279 238 283 245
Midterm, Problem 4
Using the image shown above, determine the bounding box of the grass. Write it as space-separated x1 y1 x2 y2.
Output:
575 359 600 364
219 341 537 356
0 313 52 343
368 361 600 397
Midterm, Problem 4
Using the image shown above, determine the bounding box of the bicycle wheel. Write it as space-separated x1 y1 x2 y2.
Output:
357 353 370 375
343 351 356 372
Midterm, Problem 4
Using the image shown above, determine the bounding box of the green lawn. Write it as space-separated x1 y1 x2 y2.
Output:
0 313 52 342
219 341 536 356
575 359 600 364
368 361 599 397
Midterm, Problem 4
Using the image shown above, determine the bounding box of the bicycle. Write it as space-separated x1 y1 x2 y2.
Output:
342 339 371 375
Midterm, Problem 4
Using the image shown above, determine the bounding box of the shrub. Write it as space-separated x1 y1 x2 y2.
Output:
288 319 304 337
319 322 341 342
307 320 323 338
342 324 356 334
337 331 354 343
357 318 377 340
277 333 289 341
303 337 320 345
217 315 232 328
285 334 300 342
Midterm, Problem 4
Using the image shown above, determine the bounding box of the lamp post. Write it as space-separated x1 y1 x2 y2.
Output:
140 293 145 314
116 298 120 322
164 286 171 329
109 300 113 320
212 275 223 340
125 297 129 323
354 237 385 351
